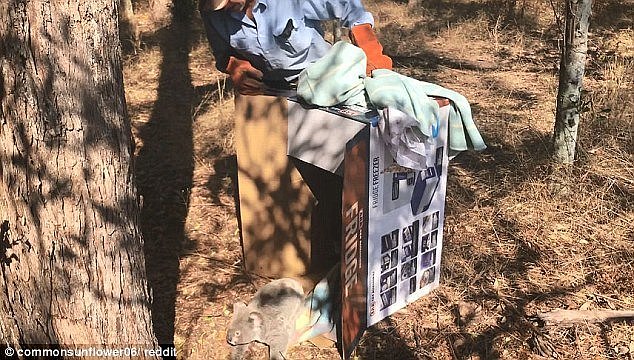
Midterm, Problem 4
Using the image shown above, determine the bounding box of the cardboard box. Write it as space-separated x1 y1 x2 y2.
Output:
287 99 449 359
235 94 341 278
236 94 448 358
234 93 383 280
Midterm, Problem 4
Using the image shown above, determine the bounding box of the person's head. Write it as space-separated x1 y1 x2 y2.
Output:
210 0 249 12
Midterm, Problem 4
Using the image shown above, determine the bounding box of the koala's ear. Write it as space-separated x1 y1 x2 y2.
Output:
233 302 247 313
248 311 263 328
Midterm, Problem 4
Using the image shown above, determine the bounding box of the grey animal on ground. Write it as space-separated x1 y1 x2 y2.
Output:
226 278 305 360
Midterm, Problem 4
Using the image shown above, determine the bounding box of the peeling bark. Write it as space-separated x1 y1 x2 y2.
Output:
553 0 593 163
0 0 158 353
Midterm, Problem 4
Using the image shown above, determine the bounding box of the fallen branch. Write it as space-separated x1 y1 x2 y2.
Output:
535 309 634 326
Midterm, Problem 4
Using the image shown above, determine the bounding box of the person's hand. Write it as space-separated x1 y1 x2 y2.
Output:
350 24 393 75
226 56 264 95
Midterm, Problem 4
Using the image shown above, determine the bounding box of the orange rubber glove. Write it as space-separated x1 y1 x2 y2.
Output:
225 56 264 95
350 24 393 75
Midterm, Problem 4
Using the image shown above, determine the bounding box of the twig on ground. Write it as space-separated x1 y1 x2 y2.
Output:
535 309 634 326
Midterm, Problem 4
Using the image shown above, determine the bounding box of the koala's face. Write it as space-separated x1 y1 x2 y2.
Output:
226 303 263 345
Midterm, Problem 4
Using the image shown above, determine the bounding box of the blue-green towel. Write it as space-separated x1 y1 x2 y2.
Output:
297 41 487 155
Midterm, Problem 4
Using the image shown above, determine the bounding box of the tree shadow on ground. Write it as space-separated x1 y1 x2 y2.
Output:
206 154 239 209
592 0 634 30
356 317 421 359
135 17 195 347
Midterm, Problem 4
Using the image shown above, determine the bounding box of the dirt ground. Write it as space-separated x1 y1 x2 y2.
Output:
123 0 634 359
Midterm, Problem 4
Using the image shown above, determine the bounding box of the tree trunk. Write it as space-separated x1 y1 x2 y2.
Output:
553 0 593 163
0 0 158 354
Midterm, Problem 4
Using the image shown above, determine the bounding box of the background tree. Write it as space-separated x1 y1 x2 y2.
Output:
0 0 158 352
553 0 594 163
119 0 141 54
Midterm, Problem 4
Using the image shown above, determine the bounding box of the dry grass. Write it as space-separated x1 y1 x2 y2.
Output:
123 0 634 359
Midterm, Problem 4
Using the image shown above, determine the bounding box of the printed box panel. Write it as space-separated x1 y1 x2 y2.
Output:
366 106 449 327
340 127 370 360
332 103 449 360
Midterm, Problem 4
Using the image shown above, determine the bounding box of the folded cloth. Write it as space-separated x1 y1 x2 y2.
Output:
365 70 440 139
379 107 435 171
293 269 337 344
366 69 486 155
297 41 487 159
296 41 368 107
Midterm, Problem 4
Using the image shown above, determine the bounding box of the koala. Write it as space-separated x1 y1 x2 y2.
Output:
226 278 305 360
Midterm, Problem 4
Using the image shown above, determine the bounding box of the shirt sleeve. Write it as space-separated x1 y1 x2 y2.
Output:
201 12 232 72
302 0 375 28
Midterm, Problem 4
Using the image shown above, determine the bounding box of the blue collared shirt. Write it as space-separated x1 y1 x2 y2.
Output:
201 0 374 83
